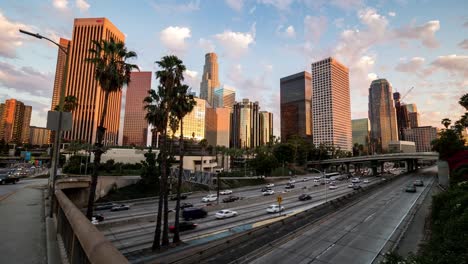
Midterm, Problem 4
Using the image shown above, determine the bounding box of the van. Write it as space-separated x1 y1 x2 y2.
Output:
183 207 208 220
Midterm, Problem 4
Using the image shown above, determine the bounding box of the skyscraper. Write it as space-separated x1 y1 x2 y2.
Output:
0 99 32 144
54 18 125 144
352 118 370 147
168 97 206 140
280 71 312 142
213 86 235 108
51 38 70 111
311 57 352 151
30 126 51 146
393 92 410 140
259 111 273 145
122 72 151 146
199 53 220 106
206 107 231 147
368 79 399 153
402 126 438 152
230 99 260 149
406 104 420 128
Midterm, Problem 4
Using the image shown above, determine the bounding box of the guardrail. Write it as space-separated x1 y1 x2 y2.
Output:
55 190 128 264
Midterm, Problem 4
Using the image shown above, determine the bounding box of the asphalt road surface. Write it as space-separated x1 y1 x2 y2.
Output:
249 168 435 264
0 178 48 201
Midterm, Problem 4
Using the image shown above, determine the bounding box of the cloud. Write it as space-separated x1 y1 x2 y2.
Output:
199 38 215 53
0 12 30 58
53 0 68 10
183 70 200 93
304 16 327 42
395 57 426 73
430 54 468 77
257 0 294 11
458 39 468 50
388 11 396 17
75 0 90 11
249 5 257 14
330 0 364 10
277 25 296 38
0 61 54 97
226 0 243 11
151 0 200 13
159 26 191 54
214 27 255 58
394 20 440 48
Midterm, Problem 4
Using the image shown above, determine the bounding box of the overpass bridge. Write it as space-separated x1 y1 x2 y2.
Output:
307 152 439 175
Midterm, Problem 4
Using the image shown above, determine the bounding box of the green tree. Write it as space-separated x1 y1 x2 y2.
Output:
140 147 158 184
54 95 78 112
459 93 468 110
441 118 451 129
84 37 138 220
431 128 465 159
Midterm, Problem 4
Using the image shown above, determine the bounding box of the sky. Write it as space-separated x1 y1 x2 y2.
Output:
0 0 467 138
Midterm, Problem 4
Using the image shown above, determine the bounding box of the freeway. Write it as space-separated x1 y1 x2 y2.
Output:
248 167 435 264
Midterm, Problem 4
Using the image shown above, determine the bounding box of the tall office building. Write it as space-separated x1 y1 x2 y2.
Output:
213 86 235 108
199 53 220 106
168 97 206 140
0 99 32 144
352 118 370 146
393 92 410 140
51 38 70 111
122 72 151 146
402 126 437 152
230 99 260 149
405 104 420 128
311 58 352 151
53 18 125 145
259 111 273 145
30 126 50 146
206 107 231 147
280 71 312 142
368 79 399 153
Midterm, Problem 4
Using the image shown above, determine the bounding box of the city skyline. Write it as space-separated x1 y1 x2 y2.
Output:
0 1 467 138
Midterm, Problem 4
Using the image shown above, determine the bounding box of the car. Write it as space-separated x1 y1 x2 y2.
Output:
298 194 312 201
95 202 116 211
169 221 198 233
348 183 354 188
261 187 272 192
170 194 188 201
92 214 104 222
363 179 370 184
405 185 417 193
222 196 240 203
202 194 218 202
353 185 362 190
289 179 296 184
330 181 336 185
0 171 19 185
313 179 320 186
179 202 193 209
183 207 208 220
220 190 233 195
302 177 309 182
329 184 338 190
262 190 275 196
110 204 130 211
266 183 275 188
281 189 291 193
413 180 424 187
351 178 361 184
266 204 284 213
285 183 295 189
215 209 238 219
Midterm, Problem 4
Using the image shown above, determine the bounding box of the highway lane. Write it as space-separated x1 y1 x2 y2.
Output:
249 168 435 264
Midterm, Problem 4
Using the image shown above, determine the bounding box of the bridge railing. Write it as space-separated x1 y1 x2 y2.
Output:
54 190 128 264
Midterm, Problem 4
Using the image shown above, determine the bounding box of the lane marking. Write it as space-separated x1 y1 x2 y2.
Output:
364 212 376 222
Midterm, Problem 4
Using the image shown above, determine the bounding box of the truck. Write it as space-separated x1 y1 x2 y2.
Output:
0 170 19 185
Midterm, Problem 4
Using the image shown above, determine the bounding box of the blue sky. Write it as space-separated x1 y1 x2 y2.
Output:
0 0 467 138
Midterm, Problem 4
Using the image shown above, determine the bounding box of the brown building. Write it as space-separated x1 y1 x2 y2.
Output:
200 53 220 106
122 72 151 146
280 71 312 142
54 18 125 145
0 99 32 144
51 38 70 111
311 58 352 151
259 111 273 145
30 126 50 146
230 99 260 149
402 126 438 152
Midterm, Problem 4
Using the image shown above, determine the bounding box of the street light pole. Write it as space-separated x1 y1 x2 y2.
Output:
20 29 70 217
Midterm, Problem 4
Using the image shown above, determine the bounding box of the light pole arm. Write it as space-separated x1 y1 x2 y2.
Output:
19 29 68 54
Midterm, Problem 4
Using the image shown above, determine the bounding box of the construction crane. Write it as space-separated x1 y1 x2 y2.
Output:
400 86 414 102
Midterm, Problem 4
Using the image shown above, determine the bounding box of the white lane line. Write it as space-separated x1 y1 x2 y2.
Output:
364 212 376 222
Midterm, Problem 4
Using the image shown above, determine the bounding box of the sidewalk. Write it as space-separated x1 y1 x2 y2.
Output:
0 185 47 264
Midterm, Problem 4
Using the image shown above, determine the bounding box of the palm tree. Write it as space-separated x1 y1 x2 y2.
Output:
172 84 196 244
459 93 468 111
441 118 451 129
85 38 138 219
54 95 78 112
199 139 208 172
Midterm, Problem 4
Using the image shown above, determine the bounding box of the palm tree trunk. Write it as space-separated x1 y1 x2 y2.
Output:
162 127 170 246
86 91 110 219
173 119 184 243
152 175 163 250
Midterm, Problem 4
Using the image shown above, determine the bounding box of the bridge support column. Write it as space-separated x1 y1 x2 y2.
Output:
371 160 378 176
345 163 350 173
380 162 384 174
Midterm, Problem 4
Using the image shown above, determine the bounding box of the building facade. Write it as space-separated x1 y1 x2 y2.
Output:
352 118 370 146
230 99 260 149
213 86 235 109
280 71 312 142
206 107 231 147
122 72 151 147
405 104 420 128
311 58 352 151
51 38 70 111
368 79 399 153
402 126 438 152
393 92 410 140
388 140 416 153
199 53 220 107
0 99 32 144
30 126 51 146
55 18 125 145
259 111 273 145
168 97 206 141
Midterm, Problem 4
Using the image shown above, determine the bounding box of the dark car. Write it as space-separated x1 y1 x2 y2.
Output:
110 204 130 211
222 196 240 203
169 222 197 233
179 202 193 209
183 207 207 221
95 202 116 211
353 185 362 190
93 214 104 222
298 194 312 201
413 180 424 187
261 187 272 192
285 183 295 189
0 170 19 185
170 194 188 201
405 185 417 193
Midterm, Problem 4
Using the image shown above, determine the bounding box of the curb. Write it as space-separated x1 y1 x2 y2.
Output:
43 189 64 264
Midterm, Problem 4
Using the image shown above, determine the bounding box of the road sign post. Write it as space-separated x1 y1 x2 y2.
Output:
277 196 282 216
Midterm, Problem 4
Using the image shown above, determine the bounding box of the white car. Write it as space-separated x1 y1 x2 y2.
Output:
202 194 218 202
219 190 233 195
262 190 275 196
266 183 275 188
363 179 370 184
215 209 238 219
266 204 284 213
351 178 361 184
289 179 296 184
329 184 338 190
348 183 354 188
302 177 309 182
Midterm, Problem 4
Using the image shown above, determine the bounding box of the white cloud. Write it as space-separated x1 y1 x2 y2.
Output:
0 61 54 96
285 25 296 38
0 12 29 58
75 0 90 11
394 20 440 48
160 26 191 54
226 0 243 11
199 38 215 53
249 5 257 14
395 57 426 73
304 16 327 42
53 0 68 10
257 0 294 11
430 54 468 77
388 11 396 17
215 28 255 58
183 69 200 93
330 0 364 10
151 0 200 13
458 39 468 50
